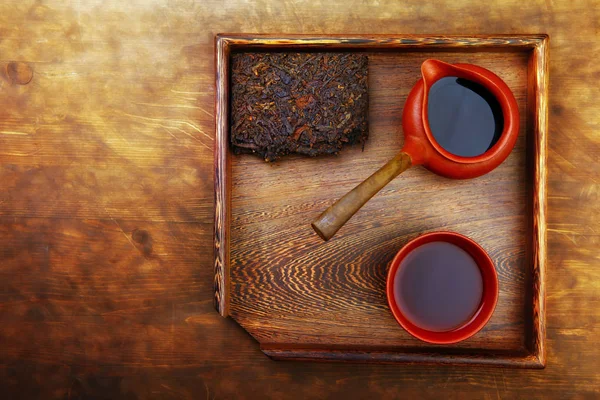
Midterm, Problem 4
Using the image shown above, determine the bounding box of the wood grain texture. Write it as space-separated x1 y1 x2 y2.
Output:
221 34 547 50
214 36 230 316
527 34 549 368
262 347 540 368
220 41 545 366
0 0 599 398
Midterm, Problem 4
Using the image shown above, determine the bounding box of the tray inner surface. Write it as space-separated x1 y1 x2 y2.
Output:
230 51 530 353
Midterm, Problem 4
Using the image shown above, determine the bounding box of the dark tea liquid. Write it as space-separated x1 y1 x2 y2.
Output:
427 77 504 157
394 242 483 332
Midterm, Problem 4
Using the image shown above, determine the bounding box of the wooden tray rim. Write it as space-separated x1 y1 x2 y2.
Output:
214 34 548 367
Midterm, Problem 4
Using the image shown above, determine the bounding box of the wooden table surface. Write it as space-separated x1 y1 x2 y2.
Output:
0 0 598 398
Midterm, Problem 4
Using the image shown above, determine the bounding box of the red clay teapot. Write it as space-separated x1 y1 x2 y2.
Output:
312 59 520 241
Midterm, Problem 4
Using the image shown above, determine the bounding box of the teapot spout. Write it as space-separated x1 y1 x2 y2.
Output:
421 59 457 87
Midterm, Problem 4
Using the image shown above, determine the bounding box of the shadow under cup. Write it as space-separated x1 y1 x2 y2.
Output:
386 232 499 344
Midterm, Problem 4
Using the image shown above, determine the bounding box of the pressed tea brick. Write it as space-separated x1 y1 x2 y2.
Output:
231 53 369 161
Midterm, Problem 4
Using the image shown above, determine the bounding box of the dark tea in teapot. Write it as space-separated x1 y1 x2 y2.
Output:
427 77 504 158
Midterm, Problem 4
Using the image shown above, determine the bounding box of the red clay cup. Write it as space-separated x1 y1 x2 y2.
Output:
386 231 499 344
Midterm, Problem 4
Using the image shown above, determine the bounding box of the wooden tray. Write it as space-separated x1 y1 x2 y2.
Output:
214 34 548 368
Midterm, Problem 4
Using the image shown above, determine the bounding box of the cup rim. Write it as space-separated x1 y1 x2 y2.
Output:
386 231 499 344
